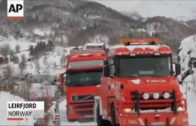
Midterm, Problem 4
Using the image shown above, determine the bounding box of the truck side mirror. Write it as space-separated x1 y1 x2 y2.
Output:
173 63 181 75
104 60 109 77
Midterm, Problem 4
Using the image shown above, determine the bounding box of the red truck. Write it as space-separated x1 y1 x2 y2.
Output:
95 38 189 126
64 49 106 121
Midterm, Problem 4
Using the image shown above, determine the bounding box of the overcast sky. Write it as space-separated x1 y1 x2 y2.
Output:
90 0 196 20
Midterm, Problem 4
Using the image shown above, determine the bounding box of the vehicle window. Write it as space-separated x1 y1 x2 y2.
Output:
66 69 102 86
69 60 103 68
118 56 171 76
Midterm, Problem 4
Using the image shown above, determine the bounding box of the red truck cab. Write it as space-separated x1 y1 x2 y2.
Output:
95 38 188 126
65 49 105 121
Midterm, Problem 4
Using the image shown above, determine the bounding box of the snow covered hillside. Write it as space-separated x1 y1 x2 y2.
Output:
94 0 196 21
0 37 71 79
0 92 36 125
178 34 196 73
178 34 196 125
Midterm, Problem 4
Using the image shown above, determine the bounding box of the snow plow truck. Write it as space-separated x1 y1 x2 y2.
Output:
94 38 188 126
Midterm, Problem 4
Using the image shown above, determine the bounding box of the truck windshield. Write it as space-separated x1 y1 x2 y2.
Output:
66 69 102 86
69 60 103 68
117 56 171 76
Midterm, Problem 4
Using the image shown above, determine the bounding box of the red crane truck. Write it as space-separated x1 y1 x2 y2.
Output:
94 38 189 126
64 49 106 121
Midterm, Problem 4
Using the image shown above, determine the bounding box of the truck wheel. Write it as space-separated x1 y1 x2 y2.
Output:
96 104 112 126
111 103 119 126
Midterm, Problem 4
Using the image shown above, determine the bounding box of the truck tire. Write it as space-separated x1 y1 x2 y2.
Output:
111 103 119 126
96 104 112 126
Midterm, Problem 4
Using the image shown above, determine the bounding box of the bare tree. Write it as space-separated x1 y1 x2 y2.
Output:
3 65 12 79
0 44 11 56
15 45 21 53
29 45 34 56
10 55 19 64
35 59 40 75
19 54 26 75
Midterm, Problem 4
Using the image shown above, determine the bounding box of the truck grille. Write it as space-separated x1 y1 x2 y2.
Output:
71 101 94 117
72 95 94 101
130 90 177 113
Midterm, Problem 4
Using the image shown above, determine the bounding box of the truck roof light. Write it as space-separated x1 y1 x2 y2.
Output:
144 48 154 54
154 52 160 56
132 48 144 55
130 53 136 56
158 46 171 54
115 48 130 55
116 51 130 55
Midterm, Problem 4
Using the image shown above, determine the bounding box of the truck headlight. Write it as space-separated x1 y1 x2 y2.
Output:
163 92 170 99
72 95 79 101
143 93 150 100
123 108 132 113
177 107 185 112
153 93 160 99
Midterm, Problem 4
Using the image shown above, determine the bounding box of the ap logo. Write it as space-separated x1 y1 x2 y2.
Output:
7 0 24 18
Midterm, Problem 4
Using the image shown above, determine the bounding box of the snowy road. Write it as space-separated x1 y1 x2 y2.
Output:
187 90 196 125
1 85 196 126
181 80 196 125
59 100 97 126
58 84 196 126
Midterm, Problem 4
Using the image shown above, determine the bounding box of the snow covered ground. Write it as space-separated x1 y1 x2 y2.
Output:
30 83 57 99
180 78 196 125
59 99 96 126
187 89 196 125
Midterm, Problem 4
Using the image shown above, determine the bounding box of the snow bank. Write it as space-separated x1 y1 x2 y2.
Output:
178 34 196 73
178 34 196 125
180 80 196 125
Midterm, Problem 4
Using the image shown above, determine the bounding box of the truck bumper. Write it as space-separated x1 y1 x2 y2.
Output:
118 112 188 126
66 101 94 121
